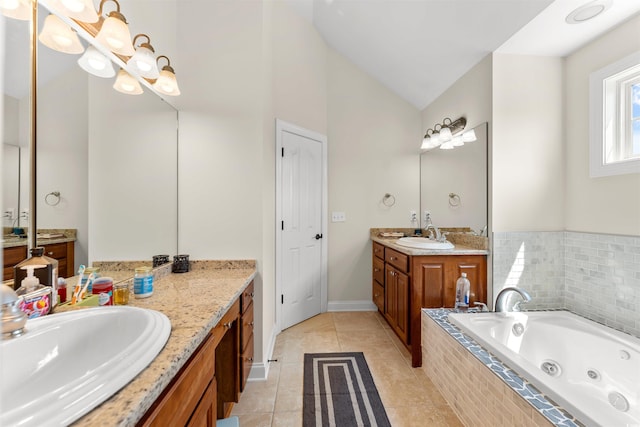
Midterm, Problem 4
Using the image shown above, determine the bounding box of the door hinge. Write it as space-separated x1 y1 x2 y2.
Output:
281 294 284 304
281 147 284 157
281 221 284 230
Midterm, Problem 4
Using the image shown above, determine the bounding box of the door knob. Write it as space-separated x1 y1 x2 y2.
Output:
315 234 323 240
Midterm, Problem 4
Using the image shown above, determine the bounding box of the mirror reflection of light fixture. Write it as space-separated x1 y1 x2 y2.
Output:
421 116 472 151
0 0 30 20
127 34 160 79
95 0 135 56
78 45 116 77
39 14 85 54
47 0 98 23
113 68 143 95
153 55 181 96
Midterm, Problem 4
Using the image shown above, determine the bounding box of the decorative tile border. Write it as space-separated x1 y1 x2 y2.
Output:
424 308 584 427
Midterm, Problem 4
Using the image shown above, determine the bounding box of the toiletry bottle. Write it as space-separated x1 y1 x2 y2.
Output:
134 267 154 298
21 266 41 292
13 247 59 306
455 273 471 310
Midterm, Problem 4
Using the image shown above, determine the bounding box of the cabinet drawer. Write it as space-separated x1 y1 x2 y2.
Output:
372 281 384 312
240 337 254 392
372 257 384 284
212 298 240 348
42 242 67 259
241 281 254 314
241 304 254 353
139 333 216 426
3 246 27 281
372 242 385 260
385 248 408 273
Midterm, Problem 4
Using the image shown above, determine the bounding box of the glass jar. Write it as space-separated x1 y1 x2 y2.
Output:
134 266 153 298
113 282 130 305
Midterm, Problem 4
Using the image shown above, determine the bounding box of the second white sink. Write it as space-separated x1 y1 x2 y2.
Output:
396 237 455 250
1 306 171 426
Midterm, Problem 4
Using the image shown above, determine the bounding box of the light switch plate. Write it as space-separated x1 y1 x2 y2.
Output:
331 212 346 222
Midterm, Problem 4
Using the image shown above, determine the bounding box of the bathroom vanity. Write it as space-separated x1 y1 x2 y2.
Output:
371 232 487 367
68 260 256 426
3 232 76 281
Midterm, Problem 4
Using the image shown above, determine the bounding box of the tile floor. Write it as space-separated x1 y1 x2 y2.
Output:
230 311 463 426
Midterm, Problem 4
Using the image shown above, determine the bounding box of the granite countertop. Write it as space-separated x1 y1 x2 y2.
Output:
69 260 257 426
371 235 489 256
2 228 77 249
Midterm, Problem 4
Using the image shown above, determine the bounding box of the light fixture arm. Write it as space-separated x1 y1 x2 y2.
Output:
98 0 126 22
156 55 175 73
133 33 155 52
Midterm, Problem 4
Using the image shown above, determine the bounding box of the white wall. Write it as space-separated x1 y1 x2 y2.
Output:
420 56 492 230
327 49 421 303
37 67 88 268
492 54 564 232
175 0 266 366
564 15 640 236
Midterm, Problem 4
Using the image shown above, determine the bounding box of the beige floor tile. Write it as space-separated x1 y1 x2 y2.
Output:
235 311 462 426
271 411 303 426
234 413 272 427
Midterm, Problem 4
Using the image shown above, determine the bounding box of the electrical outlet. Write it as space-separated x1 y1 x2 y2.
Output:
409 210 417 223
423 210 431 223
3 208 15 219
331 212 346 222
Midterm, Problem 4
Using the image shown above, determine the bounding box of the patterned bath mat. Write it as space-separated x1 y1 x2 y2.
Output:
303 352 391 427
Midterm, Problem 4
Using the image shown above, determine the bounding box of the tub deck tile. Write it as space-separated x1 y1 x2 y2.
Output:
424 308 584 427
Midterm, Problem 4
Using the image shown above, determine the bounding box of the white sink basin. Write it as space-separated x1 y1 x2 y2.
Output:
1 306 171 426
396 237 455 250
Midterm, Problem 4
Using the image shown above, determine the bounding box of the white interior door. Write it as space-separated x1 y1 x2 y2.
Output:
276 120 327 330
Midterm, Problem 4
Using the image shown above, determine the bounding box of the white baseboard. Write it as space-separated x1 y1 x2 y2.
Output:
247 321 278 382
328 300 377 312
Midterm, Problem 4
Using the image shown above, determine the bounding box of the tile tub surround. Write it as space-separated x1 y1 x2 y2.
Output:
66 260 256 426
493 231 640 337
422 309 580 427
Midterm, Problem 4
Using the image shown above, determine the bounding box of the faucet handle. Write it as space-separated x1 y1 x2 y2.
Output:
473 302 488 312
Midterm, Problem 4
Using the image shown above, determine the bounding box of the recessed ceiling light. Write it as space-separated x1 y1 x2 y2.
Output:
565 0 612 24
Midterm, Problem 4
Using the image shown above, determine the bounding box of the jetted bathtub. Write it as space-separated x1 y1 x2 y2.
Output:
447 310 640 427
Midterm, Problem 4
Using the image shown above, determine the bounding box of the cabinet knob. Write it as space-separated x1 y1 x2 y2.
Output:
389 256 395 260
250 292 254 298
374 268 379 272
47 252 53 256
223 321 233 329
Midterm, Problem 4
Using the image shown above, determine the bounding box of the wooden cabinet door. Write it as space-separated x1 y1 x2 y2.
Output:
187 378 216 427
414 260 446 308
384 265 397 325
449 258 487 308
395 270 409 344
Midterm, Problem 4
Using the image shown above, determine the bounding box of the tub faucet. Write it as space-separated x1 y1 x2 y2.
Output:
495 287 532 313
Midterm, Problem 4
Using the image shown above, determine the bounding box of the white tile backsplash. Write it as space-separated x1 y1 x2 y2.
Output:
493 231 640 337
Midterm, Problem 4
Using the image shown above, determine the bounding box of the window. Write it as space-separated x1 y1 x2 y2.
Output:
590 51 640 177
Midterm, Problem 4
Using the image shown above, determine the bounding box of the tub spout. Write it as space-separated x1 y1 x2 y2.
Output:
495 287 532 313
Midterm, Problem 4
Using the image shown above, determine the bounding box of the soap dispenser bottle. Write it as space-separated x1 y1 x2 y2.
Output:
455 273 471 311
15 265 52 319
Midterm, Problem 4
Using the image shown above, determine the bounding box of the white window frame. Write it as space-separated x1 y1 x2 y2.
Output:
589 50 640 177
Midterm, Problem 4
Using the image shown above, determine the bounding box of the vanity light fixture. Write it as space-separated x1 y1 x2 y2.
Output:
77 45 116 77
95 0 135 56
113 68 143 95
152 55 181 96
127 34 160 79
39 13 84 54
1 0 31 21
422 116 475 151
46 0 98 23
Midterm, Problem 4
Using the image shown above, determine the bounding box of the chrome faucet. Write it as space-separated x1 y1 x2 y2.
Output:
495 287 532 312
1 284 27 338
424 213 444 241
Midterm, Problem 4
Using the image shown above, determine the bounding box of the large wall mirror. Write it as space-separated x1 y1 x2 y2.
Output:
420 122 488 234
2 1 178 274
